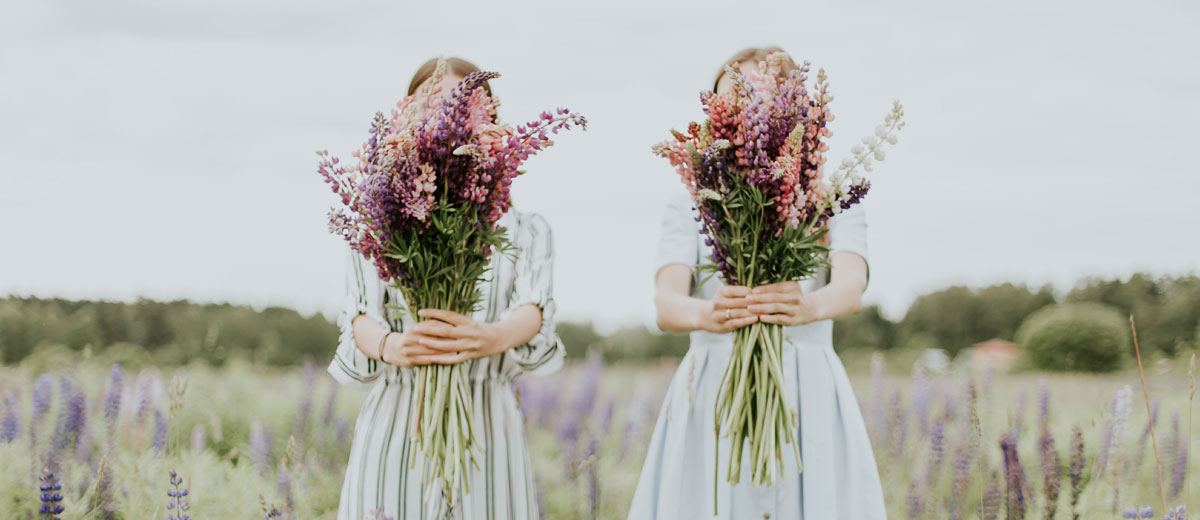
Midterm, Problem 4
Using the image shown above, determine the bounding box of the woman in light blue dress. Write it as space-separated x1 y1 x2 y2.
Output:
628 47 887 520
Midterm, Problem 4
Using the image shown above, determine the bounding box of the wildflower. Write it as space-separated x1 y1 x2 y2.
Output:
167 469 191 520
38 467 65 519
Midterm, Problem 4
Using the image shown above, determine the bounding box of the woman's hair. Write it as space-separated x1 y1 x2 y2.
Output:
712 46 800 91
406 57 494 96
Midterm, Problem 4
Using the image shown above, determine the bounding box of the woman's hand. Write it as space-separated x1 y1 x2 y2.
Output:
379 329 456 368
697 285 759 333
746 281 822 327
401 309 503 365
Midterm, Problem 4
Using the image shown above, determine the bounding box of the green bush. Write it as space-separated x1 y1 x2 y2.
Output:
1015 303 1130 372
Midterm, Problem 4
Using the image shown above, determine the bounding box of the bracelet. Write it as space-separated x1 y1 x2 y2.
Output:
377 331 392 363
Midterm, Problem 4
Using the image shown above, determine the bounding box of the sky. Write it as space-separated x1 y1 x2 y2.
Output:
1 0 1197 330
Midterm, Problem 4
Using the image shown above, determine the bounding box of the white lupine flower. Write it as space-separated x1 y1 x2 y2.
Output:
851 144 865 156
696 188 722 202
887 135 898 145
863 162 874 173
875 125 887 138
861 136 873 145
874 150 886 161
841 157 856 169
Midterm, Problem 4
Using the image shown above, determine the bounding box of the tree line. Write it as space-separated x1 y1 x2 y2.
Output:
1 273 1197 367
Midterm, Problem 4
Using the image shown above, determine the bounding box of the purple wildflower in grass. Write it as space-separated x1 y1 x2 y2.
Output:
1128 508 1144 518
75 423 93 462
322 375 339 428
31 374 53 444
53 379 87 459
336 418 347 445
38 467 65 519
586 435 600 519
888 389 908 458
167 469 191 520
557 351 603 461
599 399 615 436
1 392 18 443
904 481 924 519
1039 423 1061 520
1014 387 1028 439
1163 505 1187 520
1000 432 1028 519
927 418 945 488
104 364 123 438
293 360 316 439
1169 410 1187 498
948 448 970 520
152 409 167 454
1132 396 1160 479
982 470 1003 520
191 424 206 454
250 421 275 476
911 364 931 438
1068 425 1087 520
134 373 154 422
277 461 295 512
1108 386 1134 512
1142 507 1156 518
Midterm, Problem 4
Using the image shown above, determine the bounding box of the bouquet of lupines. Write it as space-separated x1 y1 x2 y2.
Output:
317 59 586 501
652 52 904 503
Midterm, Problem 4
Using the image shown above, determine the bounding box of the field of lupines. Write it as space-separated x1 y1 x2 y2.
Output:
0 347 1195 519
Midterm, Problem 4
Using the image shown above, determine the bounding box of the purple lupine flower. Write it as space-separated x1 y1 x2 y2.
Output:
38 467 65 519
1068 425 1086 519
322 375 339 428
1014 387 1028 438
93 456 115 518
1132 396 1160 478
33 374 53 423
336 418 347 445
166 469 191 520
0 392 18 443
1163 505 1187 520
250 421 275 476
1169 410 1187 498
1039 423 1061 520
927 418 945 488
1128 508 1145 518
293 360 316 439
133 373 155 422
277 461 294 512
910 365 932 438
1000 432 1028 519
557 351 602 443
949 448 970 520
52 378 87 457
75 423 93 462
190 424 205 454
586 435 600 519
1142 507 1156 518
599 399 615 436
152 410 167 454
981 470 1002 520
904 481 924 519
888 389 908 458
104 364 123 438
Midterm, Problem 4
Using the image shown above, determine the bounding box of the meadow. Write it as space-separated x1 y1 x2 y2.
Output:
0 345 1195 519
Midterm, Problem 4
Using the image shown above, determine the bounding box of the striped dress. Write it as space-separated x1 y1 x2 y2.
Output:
327 210 564 520
627 191 887 519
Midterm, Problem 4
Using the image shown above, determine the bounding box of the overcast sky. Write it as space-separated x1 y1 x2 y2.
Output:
2 0 1197 329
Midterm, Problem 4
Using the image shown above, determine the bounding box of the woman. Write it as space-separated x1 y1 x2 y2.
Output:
326 57 564 520
628 47 887 519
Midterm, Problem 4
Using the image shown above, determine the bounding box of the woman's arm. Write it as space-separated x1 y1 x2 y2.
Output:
655 264 759 334
746 251 868 326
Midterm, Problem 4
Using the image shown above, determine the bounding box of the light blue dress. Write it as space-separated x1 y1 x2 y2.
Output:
627 191 887 519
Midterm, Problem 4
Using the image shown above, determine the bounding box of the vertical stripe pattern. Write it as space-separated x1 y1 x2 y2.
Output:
327 210 565 520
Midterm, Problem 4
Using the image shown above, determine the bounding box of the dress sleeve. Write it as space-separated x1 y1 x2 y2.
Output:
501 213 566 377
327 250 387 388
827 201 870 287
654 190 700 282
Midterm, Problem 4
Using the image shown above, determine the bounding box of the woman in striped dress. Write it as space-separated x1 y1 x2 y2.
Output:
326 57 565 520
627 47 887 519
